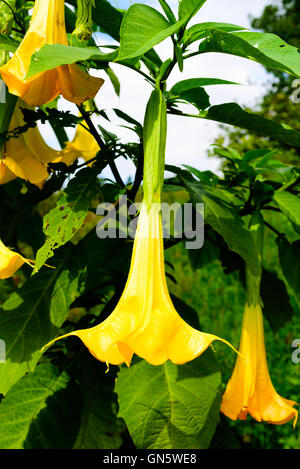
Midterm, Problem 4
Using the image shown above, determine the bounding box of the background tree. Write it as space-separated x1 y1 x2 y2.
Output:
213 0 300 166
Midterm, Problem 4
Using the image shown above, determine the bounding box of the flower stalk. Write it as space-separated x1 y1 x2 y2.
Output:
221 212 298 426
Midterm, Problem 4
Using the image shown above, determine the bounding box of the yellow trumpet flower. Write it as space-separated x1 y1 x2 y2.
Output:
221 302 298 426
0 101 99 186
0 239 33 279
0 160 16 185
1 101 55 187
0 0 104 106
52 124 99 166
44 203 235 366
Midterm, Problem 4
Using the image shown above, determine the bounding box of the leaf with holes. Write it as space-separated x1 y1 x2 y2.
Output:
34 168 100 273
199 30 300 77
0 243 86 395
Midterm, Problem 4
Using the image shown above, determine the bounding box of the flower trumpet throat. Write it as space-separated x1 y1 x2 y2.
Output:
221 302 298 426
44 203 236 366
0 0 104 106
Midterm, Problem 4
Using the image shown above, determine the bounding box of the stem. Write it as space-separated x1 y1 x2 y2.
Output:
127 141 144 202
264 220 281 236
77 104 124 187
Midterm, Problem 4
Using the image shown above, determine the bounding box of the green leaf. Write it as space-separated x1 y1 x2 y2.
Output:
277 236 300 307
105 66 120 96
158 0 177 24
0 243 86 395
0 364 82 449
178 0 207 22
0 33 19 52
27 44 117 78
182 180 261 277
116 352 221 449
117 4 187 61
92 0 124 41
170 86 210 111
34 168 100 273
73 357 123 449
260 269 294 332
273 190 300 234
183 22 247 46
188 228 220 270
199 30 300 78
202 103 300 148
168 78 239 111
170 78 239 93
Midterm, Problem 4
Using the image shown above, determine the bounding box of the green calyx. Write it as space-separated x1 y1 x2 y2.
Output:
74 0 95 42
143 88 167 208
246 211 264 307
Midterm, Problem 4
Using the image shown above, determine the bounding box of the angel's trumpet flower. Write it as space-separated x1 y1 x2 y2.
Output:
0 101 99 186
221 302 298 426
43 89 235 366
221 213 298 426
0 0 104 106
52 124 99 166
0 239 34 279
0 101 56 187
44 202 235 366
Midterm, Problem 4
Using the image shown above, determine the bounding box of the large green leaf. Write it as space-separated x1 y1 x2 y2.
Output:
273 190 300 234
260 269 294 332
277 236 300 307
199 30 300 77
0 364 82 449
117 4 187 61
0 34 19 52
183 22 246 46
169 78 239 93
182 180 261 277
73 357 123 449
168 78 239 111
34 168 101 273
116 352 221 449
92 0 124 41
0 243 86 395
201 103 300 147
27 44 117 78
178 0 207 23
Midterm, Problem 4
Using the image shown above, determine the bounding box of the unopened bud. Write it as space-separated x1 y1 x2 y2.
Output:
74 0 95 42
